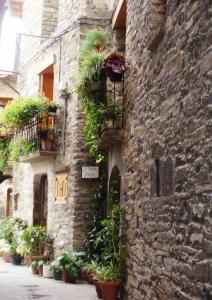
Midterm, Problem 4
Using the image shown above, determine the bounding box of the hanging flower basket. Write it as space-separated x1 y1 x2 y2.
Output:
104 52 125 82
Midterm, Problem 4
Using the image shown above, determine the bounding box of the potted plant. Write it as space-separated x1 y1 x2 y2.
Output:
39 128 54 151
37 260 44 276
10 240 23 265
47 102 59 114
38 127 48 140
104 52 125 82
82 260 98 284
104 105 121 129
0 243 11 263
50 260 63 280
54 252 72 283
0 218 26 265
31 259 39 274
20 225 47 264
95 264 121 300
56 251 85 283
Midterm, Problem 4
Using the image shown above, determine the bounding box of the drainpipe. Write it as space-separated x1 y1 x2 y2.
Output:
61 86 71 159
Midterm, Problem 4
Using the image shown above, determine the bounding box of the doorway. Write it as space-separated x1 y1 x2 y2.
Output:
108 166 121 208
33 174 48 227
5 188 13 217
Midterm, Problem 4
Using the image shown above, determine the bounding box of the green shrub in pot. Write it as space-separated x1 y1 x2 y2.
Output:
50 260 63 280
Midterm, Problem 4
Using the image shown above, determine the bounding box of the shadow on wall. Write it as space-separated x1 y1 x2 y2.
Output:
0 179 13 218
33 174 48 227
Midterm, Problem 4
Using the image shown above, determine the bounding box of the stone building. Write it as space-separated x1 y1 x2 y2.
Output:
0 0 211 299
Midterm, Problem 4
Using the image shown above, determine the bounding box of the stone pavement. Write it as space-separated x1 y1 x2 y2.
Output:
0 258 98 300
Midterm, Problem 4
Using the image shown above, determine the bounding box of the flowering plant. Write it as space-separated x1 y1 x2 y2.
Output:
20 225 47 256
103 52 125 82
0 218 27 255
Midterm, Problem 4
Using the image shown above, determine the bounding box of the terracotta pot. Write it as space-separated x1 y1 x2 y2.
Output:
83 270 95 284
31 266 39 275
63 269 75 283
26 255 47 265
39 265 43 276
45 138 53 151
99 280 120 300
94 280 102 299
2 253 11 263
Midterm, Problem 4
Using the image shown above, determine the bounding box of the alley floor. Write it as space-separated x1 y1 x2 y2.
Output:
0 258 98 300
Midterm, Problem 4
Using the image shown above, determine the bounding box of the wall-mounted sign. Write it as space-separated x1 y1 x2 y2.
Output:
55 172 68 204
82 166 99 179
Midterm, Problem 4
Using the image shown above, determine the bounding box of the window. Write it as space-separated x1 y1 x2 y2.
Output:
39 65 54 100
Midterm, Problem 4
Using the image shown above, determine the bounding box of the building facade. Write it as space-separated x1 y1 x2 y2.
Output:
0 0 211 299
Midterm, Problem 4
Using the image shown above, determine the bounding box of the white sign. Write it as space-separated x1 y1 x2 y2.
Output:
82 166 99 179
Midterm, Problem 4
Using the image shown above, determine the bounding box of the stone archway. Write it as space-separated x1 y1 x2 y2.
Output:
108 165 121 208
33 174 48 227
5 188 13 217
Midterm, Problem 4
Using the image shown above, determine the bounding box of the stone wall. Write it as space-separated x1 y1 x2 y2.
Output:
122 0 212 299
20 0 59 69
41 0 59 37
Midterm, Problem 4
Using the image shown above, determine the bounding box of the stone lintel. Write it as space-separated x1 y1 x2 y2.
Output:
19 151 57 163
99 129 124 149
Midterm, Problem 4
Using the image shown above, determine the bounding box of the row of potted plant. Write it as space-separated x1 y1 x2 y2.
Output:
81 203 125 300
0 218 49 265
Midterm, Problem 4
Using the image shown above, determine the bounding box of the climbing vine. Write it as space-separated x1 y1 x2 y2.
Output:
76 27 109 162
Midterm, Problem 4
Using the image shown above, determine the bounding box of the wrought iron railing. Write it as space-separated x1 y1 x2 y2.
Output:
102 77 125 131
14 114 56 153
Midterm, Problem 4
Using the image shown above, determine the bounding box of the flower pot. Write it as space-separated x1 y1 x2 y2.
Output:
48 106 57 114
31 266 39 275
26 255 47 265
63 269 76 283
43 265 53 278
11 254 22 265
2 253 11 263
94 280 102 299
38 265 43 276
83 270 95 284
53 270 63 280
41 138 53 151
99 280 120 300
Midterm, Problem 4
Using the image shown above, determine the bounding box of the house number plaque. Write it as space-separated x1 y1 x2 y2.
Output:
81 166 99 179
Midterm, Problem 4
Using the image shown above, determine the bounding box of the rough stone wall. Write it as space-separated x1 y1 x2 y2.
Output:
20 0 59 69
41 0 59 37
20 0 44 67
123 0 212 299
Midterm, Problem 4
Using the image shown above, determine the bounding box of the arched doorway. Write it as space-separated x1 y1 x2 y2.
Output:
33 174 48 227
5 188 13 217
108 166 121 208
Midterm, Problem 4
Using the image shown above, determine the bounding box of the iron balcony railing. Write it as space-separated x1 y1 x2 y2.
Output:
14 114 56 153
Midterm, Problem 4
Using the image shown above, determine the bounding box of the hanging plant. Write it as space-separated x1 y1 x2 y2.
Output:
0 97 48 130
104 52 125 82
76 27 109 161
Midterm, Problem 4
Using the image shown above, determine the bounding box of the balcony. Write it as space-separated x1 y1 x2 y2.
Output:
99 76 125 149
14 115 57 163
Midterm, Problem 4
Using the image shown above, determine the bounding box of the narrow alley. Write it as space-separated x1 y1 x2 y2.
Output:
0 259 98 300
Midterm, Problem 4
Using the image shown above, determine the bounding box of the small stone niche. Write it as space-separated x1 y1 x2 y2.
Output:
55 172 69 204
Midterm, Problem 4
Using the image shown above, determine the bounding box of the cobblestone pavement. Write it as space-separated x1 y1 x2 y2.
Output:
0 258 98 300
